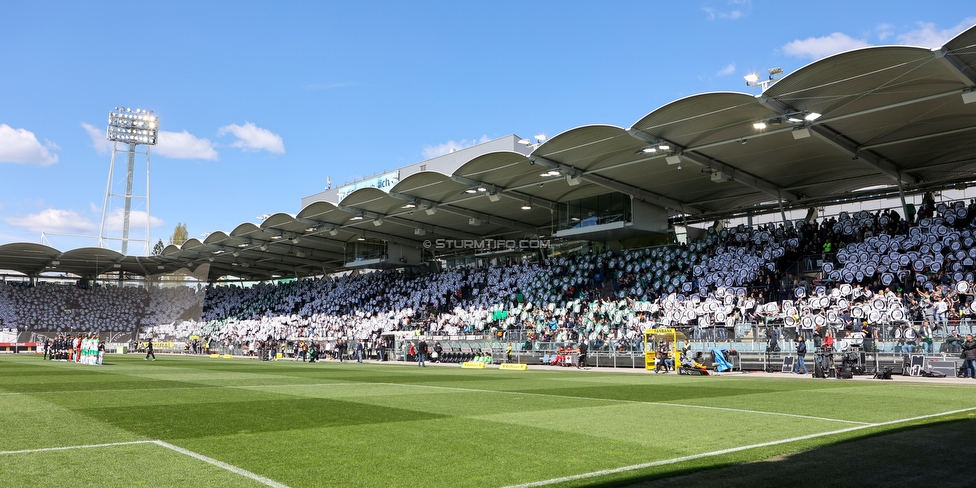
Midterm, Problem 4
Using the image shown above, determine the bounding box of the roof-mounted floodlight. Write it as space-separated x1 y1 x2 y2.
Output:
804 112 822 121
106 107 159 145
744 68 782 91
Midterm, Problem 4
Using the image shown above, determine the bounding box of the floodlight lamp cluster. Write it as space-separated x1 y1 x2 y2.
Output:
751 112 821 132
106 107 158 145
744 67 784 91
638 143 672 154
517 134 547 146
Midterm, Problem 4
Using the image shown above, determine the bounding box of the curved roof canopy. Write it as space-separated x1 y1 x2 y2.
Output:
4 24 976 282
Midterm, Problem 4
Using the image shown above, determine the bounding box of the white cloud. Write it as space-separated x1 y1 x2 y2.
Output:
81 122 114 156
5 208 96 234
155 130 219 160
4 207 164 235
702 1 747 21
217 122 285 154
782 32 870 60
897 18 976 47
103 208 165 230
0 124 58 166
876 23 894 41
716 63 736 76
781 20 975 62
422 135 490 159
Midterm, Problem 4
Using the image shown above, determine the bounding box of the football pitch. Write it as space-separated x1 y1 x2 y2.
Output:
2 355 975 487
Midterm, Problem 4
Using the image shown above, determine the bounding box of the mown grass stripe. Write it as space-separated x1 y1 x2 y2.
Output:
502 406 976 488
367 381 869 425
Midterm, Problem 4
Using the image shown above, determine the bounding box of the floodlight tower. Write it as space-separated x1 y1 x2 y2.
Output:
99 107 159 255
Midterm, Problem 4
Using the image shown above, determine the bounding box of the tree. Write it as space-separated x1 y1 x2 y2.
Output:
169 223 188 246
152 239 164 256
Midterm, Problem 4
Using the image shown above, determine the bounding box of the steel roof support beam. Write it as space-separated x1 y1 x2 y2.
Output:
628 128 798 201
808 124 917 186
528 155 703 216
935 47 976 86
449 176 558 207
671 148 800 202
757 95 917 187
387 192 544 234
858 125 976 151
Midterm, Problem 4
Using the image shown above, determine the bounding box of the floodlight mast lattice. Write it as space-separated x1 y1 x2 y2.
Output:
99 107 159 256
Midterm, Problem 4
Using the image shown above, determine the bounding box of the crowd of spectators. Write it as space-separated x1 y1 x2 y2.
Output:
4 196 976 357
0 283 203 332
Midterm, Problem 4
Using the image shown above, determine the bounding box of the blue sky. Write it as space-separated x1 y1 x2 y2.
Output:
1 1 973 253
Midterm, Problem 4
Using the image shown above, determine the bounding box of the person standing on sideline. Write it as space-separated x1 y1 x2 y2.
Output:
356 339 364 363
144 338 156 361
417 338 428 367
577 339 587 369
962 334 976 379
795 336 809 375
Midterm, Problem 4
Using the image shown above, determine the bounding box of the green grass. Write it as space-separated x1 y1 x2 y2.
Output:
2 354 975 487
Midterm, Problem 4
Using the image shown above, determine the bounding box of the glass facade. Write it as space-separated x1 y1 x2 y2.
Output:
555 192 632 232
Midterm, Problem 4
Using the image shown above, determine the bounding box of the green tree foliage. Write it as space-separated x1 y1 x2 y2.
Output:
169 223 188 246
152 239 164 255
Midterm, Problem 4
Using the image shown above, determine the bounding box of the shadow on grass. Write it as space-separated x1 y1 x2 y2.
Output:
578 418 976 488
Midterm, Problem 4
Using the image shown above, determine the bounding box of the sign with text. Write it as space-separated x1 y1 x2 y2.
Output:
336 171 400 202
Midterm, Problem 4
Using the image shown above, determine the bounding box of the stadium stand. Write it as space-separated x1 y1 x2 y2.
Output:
4 197 976 371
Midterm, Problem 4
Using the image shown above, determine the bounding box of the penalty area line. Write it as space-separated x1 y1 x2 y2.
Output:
502 406 976 488
0 440 155 456
152 440 289 488
0 439 289 488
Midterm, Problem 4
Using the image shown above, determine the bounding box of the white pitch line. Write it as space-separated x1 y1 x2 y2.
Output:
368 382 868 425
0 439 288 487
502 406 976 488
151 440 289 488
0 440 154 456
